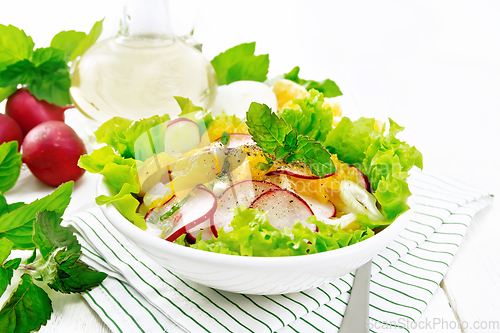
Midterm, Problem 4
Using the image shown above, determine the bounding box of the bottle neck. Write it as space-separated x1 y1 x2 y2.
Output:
118 0 175 45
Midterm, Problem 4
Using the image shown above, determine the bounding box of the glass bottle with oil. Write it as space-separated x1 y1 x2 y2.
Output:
70 0 217 125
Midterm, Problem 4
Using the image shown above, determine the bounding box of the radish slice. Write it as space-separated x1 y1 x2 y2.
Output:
350 166 371 192
340 180 385 222
144 196 178 225
300 195 336 220
249 189 317 231
185 219 215 243
213 180 280 231
164 118 201 157
215 133 254 148
162 187 217 242
266 168 335 179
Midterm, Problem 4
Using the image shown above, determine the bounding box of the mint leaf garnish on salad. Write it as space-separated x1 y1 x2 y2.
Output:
246 101 335 178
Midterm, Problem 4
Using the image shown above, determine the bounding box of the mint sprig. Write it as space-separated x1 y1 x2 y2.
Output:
246 102 335 177
0 207 107 332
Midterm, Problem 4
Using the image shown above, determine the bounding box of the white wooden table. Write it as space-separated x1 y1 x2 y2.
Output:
1 1 499 332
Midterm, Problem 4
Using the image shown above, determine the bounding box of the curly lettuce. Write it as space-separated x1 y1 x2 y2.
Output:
278 89 334 143
324 117 423 224
94 114 170 161
78 146 145 229
187 207 374 257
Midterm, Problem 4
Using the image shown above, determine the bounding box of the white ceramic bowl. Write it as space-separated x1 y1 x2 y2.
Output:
98 178 411 295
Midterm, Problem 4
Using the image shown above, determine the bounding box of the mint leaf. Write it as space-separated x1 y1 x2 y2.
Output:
0 141 22 195
50 30 87 61
0 238 21 297
33 211 80 262
0 238 13 297
0 24 34 72
210 42 269 85
246 102 293 155
0 274 52 333
246 102 335 177
69 19 104 62
0 86 17 103
284 66 342 98
28 68 72 106
0 182 73 250
0 60 36 87
32 211 106 293
48 253 107 294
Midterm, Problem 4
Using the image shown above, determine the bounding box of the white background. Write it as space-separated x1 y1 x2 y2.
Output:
1 0 499 332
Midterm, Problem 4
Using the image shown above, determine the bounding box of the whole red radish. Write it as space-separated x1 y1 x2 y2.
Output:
22 121 87 187
0 113 24 149
6 89 69 135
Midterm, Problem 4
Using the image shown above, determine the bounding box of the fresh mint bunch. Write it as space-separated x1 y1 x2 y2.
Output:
0 20 103 106
0 174 107 332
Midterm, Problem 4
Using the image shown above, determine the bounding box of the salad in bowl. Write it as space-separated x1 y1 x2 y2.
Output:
79 83 422 294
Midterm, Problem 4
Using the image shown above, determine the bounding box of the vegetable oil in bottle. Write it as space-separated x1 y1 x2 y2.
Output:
70 0 217 125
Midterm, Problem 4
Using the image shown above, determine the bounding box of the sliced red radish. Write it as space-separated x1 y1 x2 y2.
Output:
185 219 215 243
213 180 280 231
215 133 254 148
350 166 371 192
164 118 201 157
163 187 217 242
249 189 317 231
300 195 336 220
266 168 335 179
144 196 178 225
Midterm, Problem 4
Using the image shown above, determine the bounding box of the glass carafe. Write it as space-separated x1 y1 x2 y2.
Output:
70 0 217 124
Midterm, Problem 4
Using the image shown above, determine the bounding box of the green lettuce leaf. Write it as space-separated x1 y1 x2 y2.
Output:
283 66 342 98
0 274 52 333
324 117 423 224
279 89 333 142
78 147 144 229
210 42 269 85
94 114 171 160
190 207 373 256
0 141 22 195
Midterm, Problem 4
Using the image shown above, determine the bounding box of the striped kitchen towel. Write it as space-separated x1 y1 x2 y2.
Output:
64 171 492 333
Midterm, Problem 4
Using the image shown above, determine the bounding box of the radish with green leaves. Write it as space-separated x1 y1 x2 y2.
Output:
0 21 103 133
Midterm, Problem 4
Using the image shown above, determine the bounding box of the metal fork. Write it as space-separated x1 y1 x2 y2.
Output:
338 260 372 333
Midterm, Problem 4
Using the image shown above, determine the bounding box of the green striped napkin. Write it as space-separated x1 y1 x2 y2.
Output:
64 171 492 333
